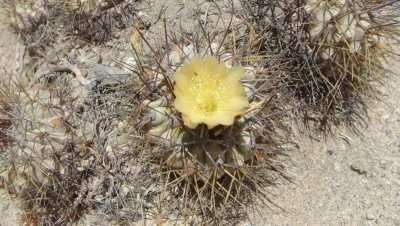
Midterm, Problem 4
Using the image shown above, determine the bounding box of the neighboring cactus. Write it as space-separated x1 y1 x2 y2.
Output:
298 0 399 127
1 0 126 31
2 0 134 44
305 0 376 60
65 0 125 17
0 90 12 148
0 70 96 224
242 0 398 129
2 87 66 193
2 0 48 32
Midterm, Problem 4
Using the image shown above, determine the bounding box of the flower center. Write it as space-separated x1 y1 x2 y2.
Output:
195 100 217 116
189 73 226 116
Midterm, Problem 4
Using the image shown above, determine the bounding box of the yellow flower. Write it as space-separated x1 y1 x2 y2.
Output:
173 55 249 129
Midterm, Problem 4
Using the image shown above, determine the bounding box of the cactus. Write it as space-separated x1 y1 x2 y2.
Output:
298 0 399 127
0 68 97 223
65 0 125 17
305 0 376 60
145 97 255 180
2 0 134 44
2 0 126 31
2 0 48 32
0 91 12 148
242 0 399 129
134 41 283 223
143 44 258 182
2 87 65 193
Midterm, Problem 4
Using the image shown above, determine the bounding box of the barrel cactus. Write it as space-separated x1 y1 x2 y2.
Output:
289 0 399 128
0 91 12 148
0 76 95 224
305 0 375 60
2 0 48 32
133 39 286 224
2 86 67 193
145 95 254 181
65 0 125 17
143 43 258 183
2 0 131 44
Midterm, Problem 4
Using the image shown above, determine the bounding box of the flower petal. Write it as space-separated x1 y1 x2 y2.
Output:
205 111 236 129
172 55 249 129
220 95 249 112
182 114 199 129
226 66 244 84
190 57 206 75
173 71 188 89
173 94 193 115
226 83 246 96
204 55 219 75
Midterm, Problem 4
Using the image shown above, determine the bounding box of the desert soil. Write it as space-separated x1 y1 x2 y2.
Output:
244 61 400 225
0 1 399 225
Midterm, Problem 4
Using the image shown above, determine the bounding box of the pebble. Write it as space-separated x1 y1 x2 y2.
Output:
124 57 137 72
242 67 256 80
106 41 113 47
380 160 388 170
114 32 121 39
366 211 376 221
334 163 342 172
106 145 115 160
350 162 368 175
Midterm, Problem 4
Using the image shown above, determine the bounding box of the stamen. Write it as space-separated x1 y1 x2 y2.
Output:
189 73 227 115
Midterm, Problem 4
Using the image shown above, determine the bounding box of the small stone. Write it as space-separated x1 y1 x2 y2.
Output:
182 44 195 59
121 185 130 197
114 32 121 39
117 121 127 132
380 160 387 170
241 67 255 79
169 50 181 65
326 149 334 156
366 211 375 220
106 41 113 47
106 145 115 159
124 57 137 72
210 43 219 53
334 163 342 172
351 162 367 175
94 195 104 202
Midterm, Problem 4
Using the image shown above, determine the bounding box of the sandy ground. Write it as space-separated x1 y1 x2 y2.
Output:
0 1 399 225
244 65 400 225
